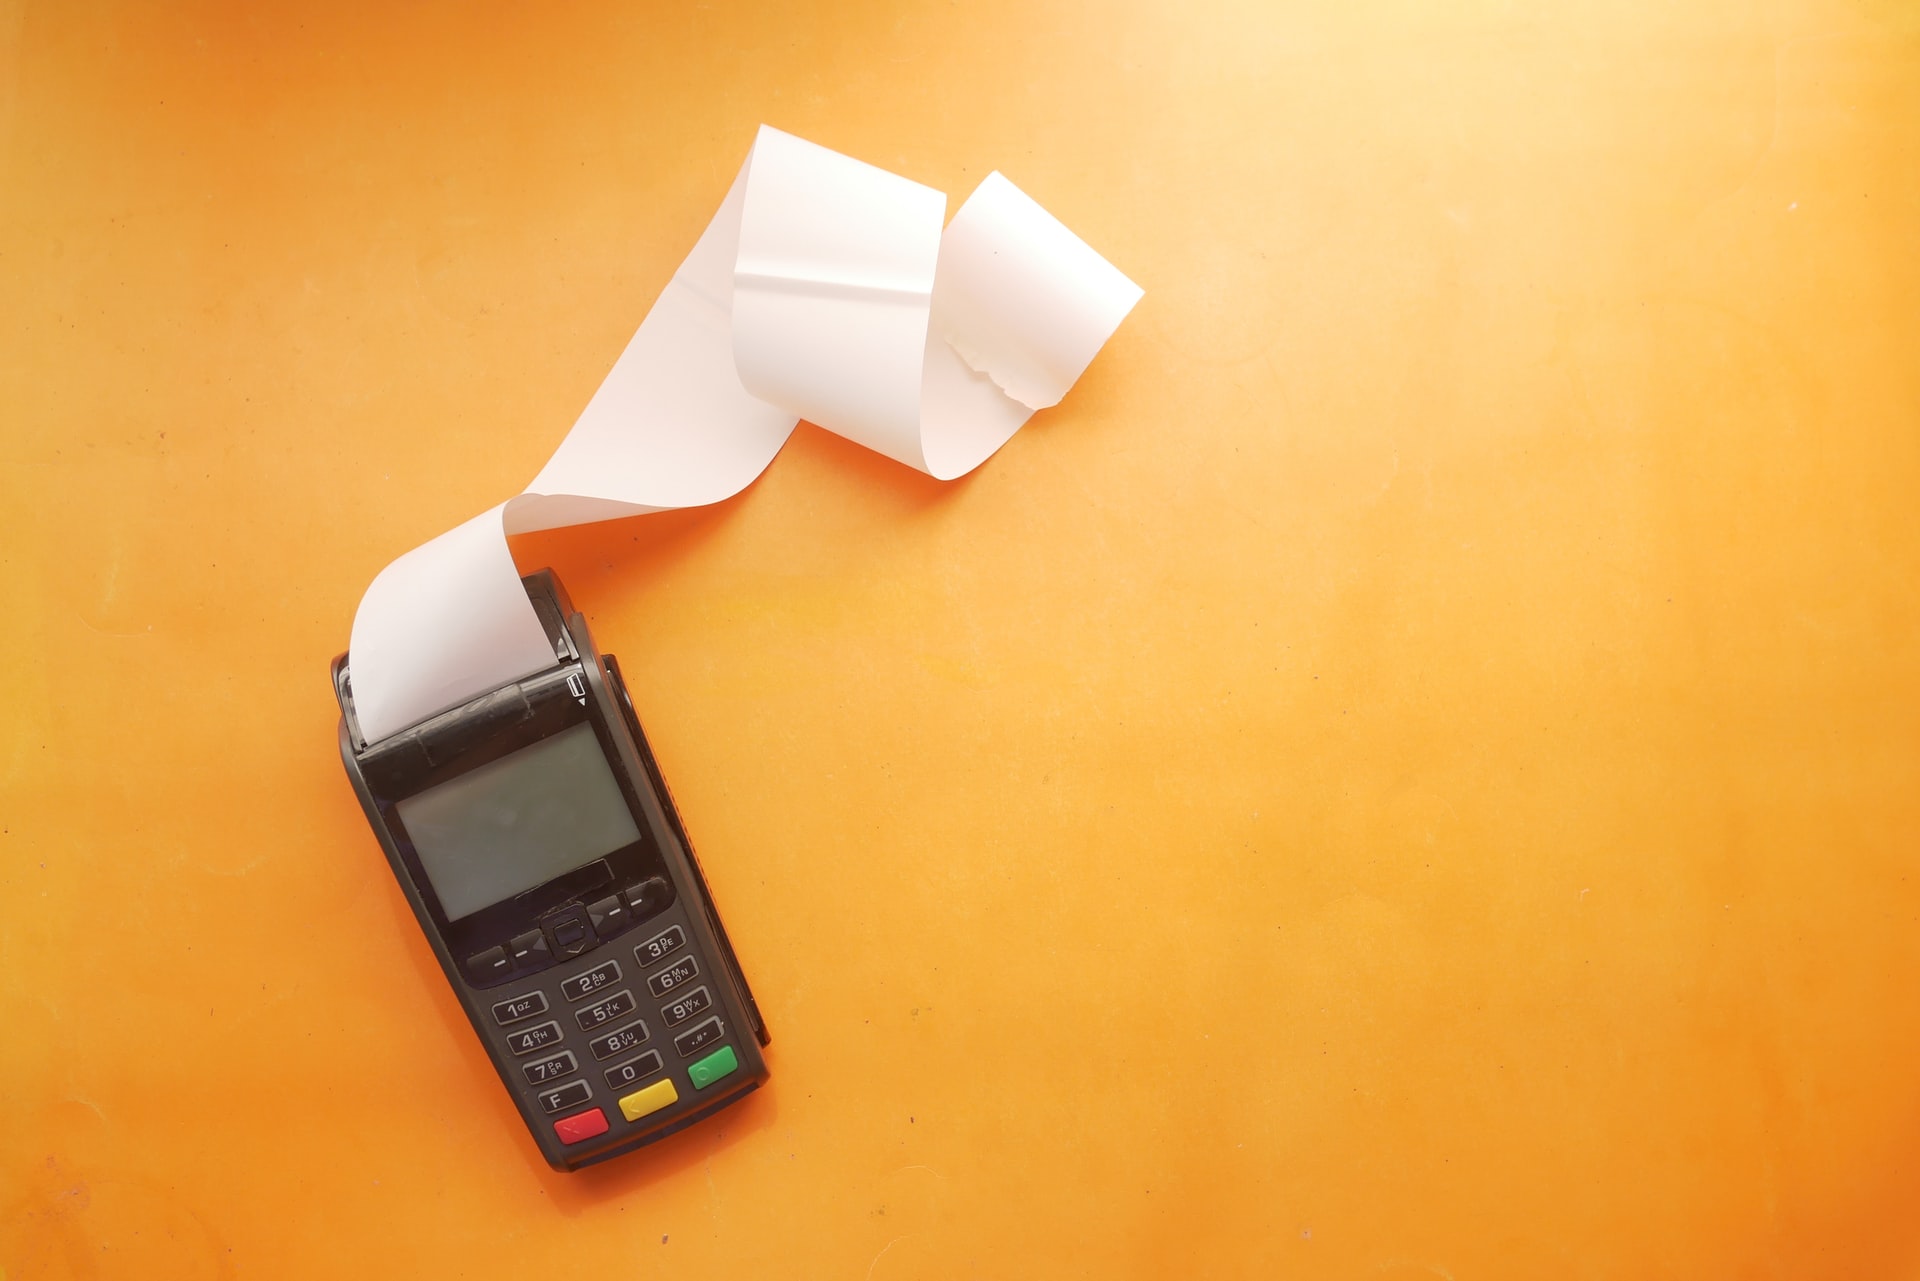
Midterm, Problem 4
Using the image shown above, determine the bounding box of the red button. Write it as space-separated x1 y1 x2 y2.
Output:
553 1107 609 1145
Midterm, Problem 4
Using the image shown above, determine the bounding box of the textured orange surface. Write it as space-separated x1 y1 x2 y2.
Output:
4 1 1920 1277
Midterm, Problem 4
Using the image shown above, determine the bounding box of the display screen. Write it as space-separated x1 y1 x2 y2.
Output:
396 722 642 922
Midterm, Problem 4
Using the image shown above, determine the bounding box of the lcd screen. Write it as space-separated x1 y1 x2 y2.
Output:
396 722 642 921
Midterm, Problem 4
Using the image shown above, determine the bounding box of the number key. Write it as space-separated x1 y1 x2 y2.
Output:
523 1050 578 1086
661 985 712 1029
647 955 699 998
504 1020 564 1056
635 925 685 968
490 991 548 1027
588 1018 650 1061
561 960 621 1004
603 1050 664 1092
575 988 637 1031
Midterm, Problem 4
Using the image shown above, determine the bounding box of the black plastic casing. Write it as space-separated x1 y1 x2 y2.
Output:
331 570 769 1171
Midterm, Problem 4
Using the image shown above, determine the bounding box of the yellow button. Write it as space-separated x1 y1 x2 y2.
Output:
618 1077 678 1123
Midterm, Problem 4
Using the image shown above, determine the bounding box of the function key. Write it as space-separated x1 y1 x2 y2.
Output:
617 1076 678 1122
463 945 512 985
560 959 621 1004
504 1020 564 1057
490 990 549 1027
624 877 674 920
587 894 631 938
687 1045 739 1091
648 955 700 998
603 1050 665 1092
587 1018 649 1061
553 1104 608 1143
574 988 637 1032
635 925 685 968
522 1050 578 1086
661 985 712 1029
542 1083 596 1119
509 929 552 971
672 1017 725 1059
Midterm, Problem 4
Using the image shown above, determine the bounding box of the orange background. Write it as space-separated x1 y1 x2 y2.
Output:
4 0 1919 1276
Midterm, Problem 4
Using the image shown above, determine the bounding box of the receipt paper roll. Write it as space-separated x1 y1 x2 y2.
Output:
347 126 1141 744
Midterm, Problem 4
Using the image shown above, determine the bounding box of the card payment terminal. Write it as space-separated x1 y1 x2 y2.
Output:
331 571 769 1170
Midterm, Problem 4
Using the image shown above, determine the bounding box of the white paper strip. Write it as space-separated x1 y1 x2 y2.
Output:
347 126 1141 743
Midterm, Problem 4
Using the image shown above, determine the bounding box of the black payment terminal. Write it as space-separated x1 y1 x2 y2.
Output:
330 570 769 1171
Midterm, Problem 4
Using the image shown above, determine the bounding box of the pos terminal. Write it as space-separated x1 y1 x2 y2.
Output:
331 571 769 1170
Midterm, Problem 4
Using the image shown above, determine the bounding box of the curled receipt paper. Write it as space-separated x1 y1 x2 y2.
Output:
347 126 1142 744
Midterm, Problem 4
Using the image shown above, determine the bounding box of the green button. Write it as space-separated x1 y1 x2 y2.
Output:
687 1045 739 1090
